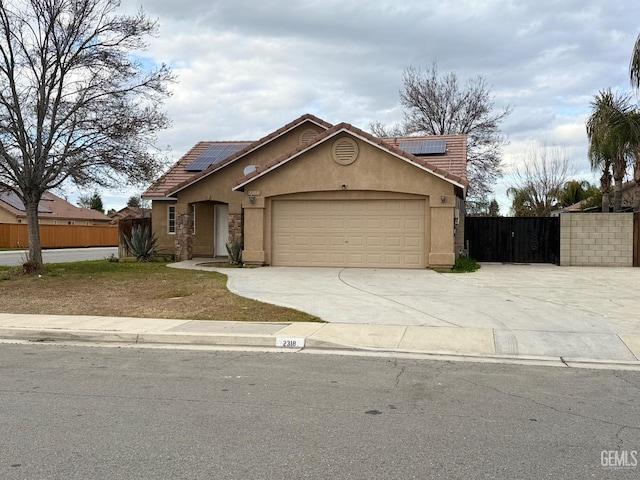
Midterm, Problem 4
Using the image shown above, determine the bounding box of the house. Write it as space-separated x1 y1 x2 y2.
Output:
0 190 112 225
551 180 637 216
108 206 151 224
142 114 468 269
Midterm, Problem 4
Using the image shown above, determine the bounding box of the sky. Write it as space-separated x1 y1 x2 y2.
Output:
78 0 640 214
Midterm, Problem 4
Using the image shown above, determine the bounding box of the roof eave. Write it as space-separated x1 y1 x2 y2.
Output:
167 116 333 197
233 127 467 191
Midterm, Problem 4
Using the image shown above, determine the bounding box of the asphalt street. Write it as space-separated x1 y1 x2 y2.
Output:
0 247 117 266
0 343 638 479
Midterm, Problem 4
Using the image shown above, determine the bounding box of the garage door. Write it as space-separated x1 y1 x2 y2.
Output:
272 199 425 268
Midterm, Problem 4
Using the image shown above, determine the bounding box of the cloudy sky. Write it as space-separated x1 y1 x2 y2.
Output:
88 0 640 213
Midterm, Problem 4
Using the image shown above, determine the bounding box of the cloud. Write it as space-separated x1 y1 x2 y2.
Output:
95 0 640 211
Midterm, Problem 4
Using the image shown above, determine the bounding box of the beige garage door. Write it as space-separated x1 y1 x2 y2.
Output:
272 199 425 268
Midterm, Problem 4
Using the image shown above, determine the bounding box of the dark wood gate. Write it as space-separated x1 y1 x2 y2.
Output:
465 217 560 264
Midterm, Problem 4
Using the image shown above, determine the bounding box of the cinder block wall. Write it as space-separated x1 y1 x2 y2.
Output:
560 213 633 266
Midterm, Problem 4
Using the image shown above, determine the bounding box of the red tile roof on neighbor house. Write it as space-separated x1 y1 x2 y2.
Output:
233 123 468 190
143 113 333 199
0 190 112 223
143 114 468 199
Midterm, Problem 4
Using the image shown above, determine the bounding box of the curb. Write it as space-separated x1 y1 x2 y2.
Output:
2 327 640 371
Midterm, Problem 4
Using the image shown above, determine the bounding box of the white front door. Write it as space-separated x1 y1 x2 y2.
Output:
214 204 229 257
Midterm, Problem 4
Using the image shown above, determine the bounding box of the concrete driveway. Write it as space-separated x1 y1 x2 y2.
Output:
167 263 639 362
176 262 640 333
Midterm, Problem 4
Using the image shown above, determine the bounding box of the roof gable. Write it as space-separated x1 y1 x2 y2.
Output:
232 123 468 191
142 113 333 199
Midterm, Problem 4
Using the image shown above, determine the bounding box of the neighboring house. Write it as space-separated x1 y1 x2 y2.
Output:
0 190 112 225
142 114 468 269
551 180 637 216
108 206 151 224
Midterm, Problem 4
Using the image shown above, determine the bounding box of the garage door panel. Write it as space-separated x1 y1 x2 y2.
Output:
272 199 426 268
404 236 421 247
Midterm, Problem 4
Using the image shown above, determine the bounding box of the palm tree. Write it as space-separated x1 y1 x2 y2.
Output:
631 32 640 90
586 90 640 212
559 180 591 207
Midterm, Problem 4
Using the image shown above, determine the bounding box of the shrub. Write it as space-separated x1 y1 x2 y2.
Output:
452 255 480 273
105 253 119 263
124 225 158 262
226 240 243 266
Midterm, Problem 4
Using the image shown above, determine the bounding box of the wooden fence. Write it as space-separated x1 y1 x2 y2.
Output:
0 223 118 248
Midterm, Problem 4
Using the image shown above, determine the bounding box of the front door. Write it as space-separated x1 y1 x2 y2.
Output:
214 204 229 257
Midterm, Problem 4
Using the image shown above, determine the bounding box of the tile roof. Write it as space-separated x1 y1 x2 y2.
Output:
142 141 252 198
381 135 467 182
143 113 333 198
0 190 112 222
233 123 468 190
142 114 468 199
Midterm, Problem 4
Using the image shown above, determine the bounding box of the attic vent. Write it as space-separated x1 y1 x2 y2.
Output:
332 137 359 165
299 128 318 144
243 165 257 176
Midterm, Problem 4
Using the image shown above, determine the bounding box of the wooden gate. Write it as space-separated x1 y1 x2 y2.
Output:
465 217 560 264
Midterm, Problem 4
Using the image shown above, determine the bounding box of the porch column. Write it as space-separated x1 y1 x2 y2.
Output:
242 197 265 265
429 199 455 268
174 203 193 261
228 211 243 243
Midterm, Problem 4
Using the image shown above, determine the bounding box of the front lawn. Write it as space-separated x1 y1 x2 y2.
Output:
0 261 321 322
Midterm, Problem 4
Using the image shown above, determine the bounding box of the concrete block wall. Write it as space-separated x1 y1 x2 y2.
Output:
560 213 633 266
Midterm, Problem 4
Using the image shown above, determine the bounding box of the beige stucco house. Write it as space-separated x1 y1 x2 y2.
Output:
143 114 468 269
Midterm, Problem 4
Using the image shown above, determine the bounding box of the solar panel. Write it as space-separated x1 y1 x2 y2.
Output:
0 191 52 213
398 139 447 155
185 143 251 171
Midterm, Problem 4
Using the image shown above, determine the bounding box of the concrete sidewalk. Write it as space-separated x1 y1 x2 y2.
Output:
1 312 640 369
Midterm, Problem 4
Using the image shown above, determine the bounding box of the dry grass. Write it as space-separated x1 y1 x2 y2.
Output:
0 260 321 322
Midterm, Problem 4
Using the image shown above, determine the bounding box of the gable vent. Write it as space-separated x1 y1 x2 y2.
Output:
332 137 359 165
299 129 318 144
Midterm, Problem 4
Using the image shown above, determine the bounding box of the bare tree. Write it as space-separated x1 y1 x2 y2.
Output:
369 120 404 138
371 63 512 202
0 0 174 270
507 142 573 217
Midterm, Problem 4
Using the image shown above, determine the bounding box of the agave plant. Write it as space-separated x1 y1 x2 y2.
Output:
124 225 158 262
225 240 243 266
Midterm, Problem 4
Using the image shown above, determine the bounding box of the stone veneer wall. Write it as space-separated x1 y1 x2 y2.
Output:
174 213 193 261
229 213 242 243
560 213 633 267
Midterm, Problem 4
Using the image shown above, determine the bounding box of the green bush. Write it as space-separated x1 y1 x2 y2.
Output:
124 225 158 262
226 240 243 266
105 253 119 263
452 255 480 273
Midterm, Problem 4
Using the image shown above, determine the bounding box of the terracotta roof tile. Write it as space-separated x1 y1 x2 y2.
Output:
235 123 468 189
143 113 333 198
0 191 111 222
142 141 251 198
381 135 468 182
